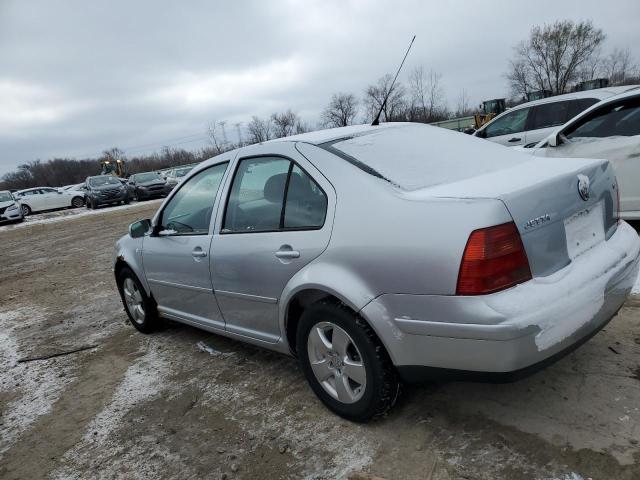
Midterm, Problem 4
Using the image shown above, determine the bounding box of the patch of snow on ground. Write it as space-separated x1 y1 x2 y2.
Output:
0 199 161 231
80 343 171 443
50 340 175 480
195 340 234 357
0 307 76 455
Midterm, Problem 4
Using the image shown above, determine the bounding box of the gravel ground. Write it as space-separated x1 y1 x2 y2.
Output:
0 203 639 480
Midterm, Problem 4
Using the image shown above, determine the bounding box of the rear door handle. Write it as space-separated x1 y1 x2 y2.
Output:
275 245 300 259
508 137 522 143
192 247 207 258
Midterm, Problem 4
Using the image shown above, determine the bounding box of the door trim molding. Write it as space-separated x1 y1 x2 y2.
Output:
215 289 278 304
148 278 212 293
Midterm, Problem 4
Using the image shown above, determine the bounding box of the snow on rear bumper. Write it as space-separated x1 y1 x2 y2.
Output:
361 221 640 373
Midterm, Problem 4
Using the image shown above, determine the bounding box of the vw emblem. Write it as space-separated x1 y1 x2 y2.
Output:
577 174 590 201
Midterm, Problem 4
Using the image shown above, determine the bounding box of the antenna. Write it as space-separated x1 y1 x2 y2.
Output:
371 35 416 126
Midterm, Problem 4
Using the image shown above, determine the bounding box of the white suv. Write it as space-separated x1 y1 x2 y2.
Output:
474 86 638 147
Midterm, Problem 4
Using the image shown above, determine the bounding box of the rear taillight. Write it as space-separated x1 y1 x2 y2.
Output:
456 222 532 296
615 178 620 224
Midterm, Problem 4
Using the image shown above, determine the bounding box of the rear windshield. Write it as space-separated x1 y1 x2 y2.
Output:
89 176 121 186
327 124 527 191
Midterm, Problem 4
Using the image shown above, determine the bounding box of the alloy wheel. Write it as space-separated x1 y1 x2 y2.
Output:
123 277 145 325
307 321 367 404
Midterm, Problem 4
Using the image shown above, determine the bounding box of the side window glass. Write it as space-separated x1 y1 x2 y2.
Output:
565 99 640 139
161 163 228 235
567 98 598 119
531 102 569 130
484 108 529 138
284 165 327 229
223 157 291 233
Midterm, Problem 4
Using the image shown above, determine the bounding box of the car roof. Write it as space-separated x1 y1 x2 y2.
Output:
478 85 640 131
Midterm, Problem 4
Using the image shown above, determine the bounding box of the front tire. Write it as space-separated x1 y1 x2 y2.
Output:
116 267 161 334
297 302 400 422
20 204 31 216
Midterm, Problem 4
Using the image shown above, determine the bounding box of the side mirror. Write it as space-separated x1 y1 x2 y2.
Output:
548 132 566 148
129 219 151 238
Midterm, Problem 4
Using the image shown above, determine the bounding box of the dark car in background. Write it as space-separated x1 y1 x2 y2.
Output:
127 172 172 201
84 175 130 209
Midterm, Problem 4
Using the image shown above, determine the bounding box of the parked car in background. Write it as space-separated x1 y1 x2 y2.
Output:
0 190 23 223
113 123 639 421
474 86 638 147
126 172 172 201
528 89 640 220
164 166 194 188
14 186 85 216
59 183 85 192
84 175 130 209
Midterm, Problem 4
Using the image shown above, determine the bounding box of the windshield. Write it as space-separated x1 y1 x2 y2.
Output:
134 172 163 183
0 191 14 202
89 176 121 187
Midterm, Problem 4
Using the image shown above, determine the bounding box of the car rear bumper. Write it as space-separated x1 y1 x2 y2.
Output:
361 221 640 381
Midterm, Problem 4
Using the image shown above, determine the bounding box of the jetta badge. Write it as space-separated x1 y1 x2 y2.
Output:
577 174 590 201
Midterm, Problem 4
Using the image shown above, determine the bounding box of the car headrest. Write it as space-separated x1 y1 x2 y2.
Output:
263 173 287 203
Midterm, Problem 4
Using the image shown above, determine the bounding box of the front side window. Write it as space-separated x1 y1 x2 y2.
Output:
160 162 228 235
223 157 327 233
484 108 530 138
565 98 640 139
530 101 569 130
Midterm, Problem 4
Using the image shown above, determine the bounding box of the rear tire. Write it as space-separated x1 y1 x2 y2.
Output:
71 196 84 208
116 267 161 334
297 301 401 422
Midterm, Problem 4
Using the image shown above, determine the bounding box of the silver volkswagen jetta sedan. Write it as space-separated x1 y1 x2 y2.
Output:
113 123 640 421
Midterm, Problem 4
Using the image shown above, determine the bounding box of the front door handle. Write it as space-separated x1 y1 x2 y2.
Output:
192 247 207 258
508 137 522 143
275 245 300 259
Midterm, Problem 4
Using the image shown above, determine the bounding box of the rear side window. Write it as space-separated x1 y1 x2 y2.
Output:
566 98 599 119
530 101 569 130
223 157 327 233
565 98 640 139
484 108 530 138
284 165 327 229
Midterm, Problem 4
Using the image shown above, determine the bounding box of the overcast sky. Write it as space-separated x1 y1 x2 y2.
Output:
1 0 638 175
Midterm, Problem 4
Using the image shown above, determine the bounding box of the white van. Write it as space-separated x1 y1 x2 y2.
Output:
474 86 638 147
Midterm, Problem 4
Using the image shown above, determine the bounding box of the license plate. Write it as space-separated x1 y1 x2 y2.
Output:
564 201 605 259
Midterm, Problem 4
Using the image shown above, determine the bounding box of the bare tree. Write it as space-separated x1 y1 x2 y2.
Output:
363 74 407 123
207 120 227 153
506 20 605 95
246 116 272 144
270 110 308 138
604 47 636 85
455 89 473 117
408 66 448 122
321 92 359 128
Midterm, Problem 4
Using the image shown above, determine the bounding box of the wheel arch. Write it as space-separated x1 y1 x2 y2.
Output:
280 265 382 357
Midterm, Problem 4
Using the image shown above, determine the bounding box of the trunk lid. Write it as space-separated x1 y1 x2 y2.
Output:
406 157 618 277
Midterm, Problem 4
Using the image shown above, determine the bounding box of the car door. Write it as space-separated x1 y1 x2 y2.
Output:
210 142 335 343
26 189 47 211
478 107 531 146
541 96 640 215
40 187 68 208
524 101 570 146
141 161 231 329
